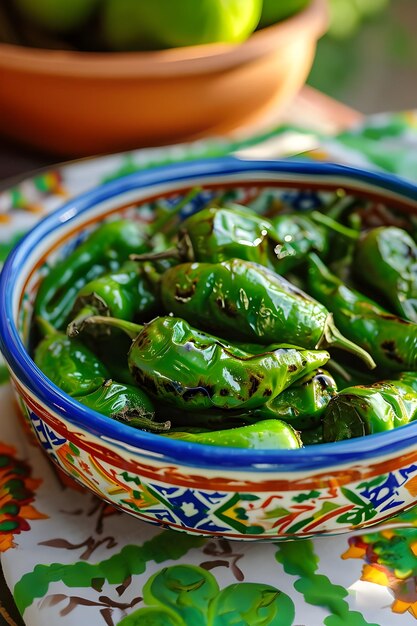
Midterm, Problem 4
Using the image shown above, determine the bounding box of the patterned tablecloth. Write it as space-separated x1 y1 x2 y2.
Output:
2 111 417 626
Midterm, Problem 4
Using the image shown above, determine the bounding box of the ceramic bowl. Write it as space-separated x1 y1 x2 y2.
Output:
0 0 327 157
2 157 417 541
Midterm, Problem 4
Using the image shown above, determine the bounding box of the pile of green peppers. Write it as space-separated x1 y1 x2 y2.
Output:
31 188 417 449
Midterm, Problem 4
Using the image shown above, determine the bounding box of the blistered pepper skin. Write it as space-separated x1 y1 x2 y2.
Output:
127 316 330 412
160 260 375 368
178 207 279 268
175 207 327 273
159 368 337 430
162 260 330 345
35 320 163 430
354 226 417 322
76 380 170 432
67 260 159 337
269 212 328 274
307 253 417 372
251 368 337 429
34 331 109 397
35 220 150 329
322 379 417 441
78 380 155 419
164 419 302 449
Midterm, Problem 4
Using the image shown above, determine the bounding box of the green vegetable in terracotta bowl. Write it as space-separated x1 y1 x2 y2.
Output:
259 0 311 28
101 0 263 51
14 0 99 33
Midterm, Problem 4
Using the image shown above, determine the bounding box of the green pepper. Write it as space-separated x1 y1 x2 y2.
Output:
157 368 336 430
306 253 417 372
250 368 337 429
308 210 360 282
397 371 417 392
67 260 160 337
299 424 324 446
132 206 327 275
88 332 135 386
154 403 250 429
268 212 328 274
159 259 376 369
164 419 302 449
322 378 417 441
82 315 330 412
327 360 378 391
78 380 170 431
353 226 417 322
34 319 165 431
175 206 281 267
35 219 150 330
35 188 200 329
34 318 109 397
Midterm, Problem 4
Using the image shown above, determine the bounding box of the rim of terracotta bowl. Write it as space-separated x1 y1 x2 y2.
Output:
0 0 328 78
2 157 417 472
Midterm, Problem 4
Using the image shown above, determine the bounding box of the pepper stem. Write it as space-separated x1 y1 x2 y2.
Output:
142 261 163 287
81 315 143 340
327 359 352 383
325 194 358 221
113 411 171 432
320 314 377 370
67 293 111 338
148 186 202 235
36 316 59 337
130 247 179 263
310 211 359 241
67 305 100 338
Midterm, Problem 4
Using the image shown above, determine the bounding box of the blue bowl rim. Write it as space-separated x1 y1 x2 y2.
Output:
2 156 417 472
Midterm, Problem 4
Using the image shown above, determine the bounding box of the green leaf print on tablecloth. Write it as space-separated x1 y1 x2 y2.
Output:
118 564 294 626
322 111 417 179
14 532 205 614
276 541 379 626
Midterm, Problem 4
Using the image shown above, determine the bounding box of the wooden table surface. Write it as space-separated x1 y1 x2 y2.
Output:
0 85 361 626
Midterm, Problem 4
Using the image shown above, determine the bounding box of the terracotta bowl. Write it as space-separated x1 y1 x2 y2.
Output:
2 157 417 541
0 0 327 157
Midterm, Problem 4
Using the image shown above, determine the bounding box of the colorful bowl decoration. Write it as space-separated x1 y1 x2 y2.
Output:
2 157 417 541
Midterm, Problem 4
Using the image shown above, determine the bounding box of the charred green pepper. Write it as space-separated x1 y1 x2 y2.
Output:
67 260 160 337
82 315 330 412
88 332 135 386
322 378 417 441
132 206 327 275
159 259 376 369
35 188 199 329
164 419 302 449
353 226 417 322
34 318 110 396
269 212 328 273
35 219 153 329
300 425 324 446
172 206 281 267
34 319 162 430
251 368 337 429
307 253 417 372
78 380 169 431
157 369 336 430
327 360 378 392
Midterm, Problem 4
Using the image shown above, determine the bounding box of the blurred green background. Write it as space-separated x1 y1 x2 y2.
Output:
309 0 417 113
